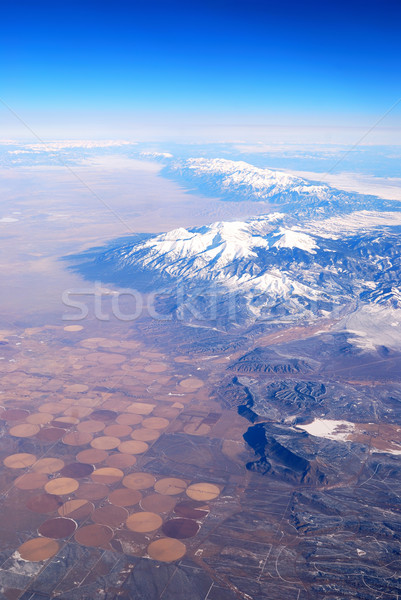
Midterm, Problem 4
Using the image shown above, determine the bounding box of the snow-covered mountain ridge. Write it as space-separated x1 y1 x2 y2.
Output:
100 215 323 302
76 158 401 335
165 158 399 217
169 157 330 201
97 213 401 327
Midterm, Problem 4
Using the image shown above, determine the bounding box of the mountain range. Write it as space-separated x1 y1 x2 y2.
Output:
76 158 401 347
165 157 399 216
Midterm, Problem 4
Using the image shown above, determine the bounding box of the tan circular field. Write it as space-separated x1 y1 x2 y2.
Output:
91 467 124 485
126 402 155 415
32 458 65 474
3 453 36 469
52 416 80 426
39 402 69 414
130 428 160 442
141 417 169 430
179 377 204 391
77 420 105 434
98 401 127 414
144 363 167 373
27 412 53 425
64 325 83 332
58 499 94 519
63 431 93 446
63 405 93 418
183 423 211 436
154 478 187 496
18 537 59 561
108 488 142 507
171 402 184 410
147 538 186 562
122 472 156 490
185 482 220 501
45 477 79 496
92 504 128 527
91 436 120 450
75 483 109 500
105 453 137 469
80 337 105 347
9 423 40 438
74 524 113 547
118 440 148 455
126 511 162 533
116 413 143 426
140 493 176 514
15 472 48 490
103 424 132 437
76 448 108 464
86 352 126 365
174 356 191 363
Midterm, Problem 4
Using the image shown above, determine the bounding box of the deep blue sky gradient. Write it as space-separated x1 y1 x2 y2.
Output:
1 0 401 137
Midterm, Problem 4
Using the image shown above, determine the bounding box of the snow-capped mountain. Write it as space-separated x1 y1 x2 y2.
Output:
95 214 401 328
140 151 173 160
169 157 330 202
165 158 398 216
100 215 325 307
73 158 401 335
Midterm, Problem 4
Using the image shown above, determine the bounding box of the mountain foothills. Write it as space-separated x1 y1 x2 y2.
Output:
89 158 401 349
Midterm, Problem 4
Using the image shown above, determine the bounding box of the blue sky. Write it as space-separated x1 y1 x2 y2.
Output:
1 0 401 140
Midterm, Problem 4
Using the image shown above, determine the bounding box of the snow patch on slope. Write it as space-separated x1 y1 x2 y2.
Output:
273 229 319 253
298 419 355 441
342 304 401 352
303 211 401 238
